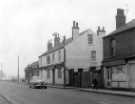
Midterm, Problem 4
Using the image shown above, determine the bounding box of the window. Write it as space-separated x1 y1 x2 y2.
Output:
111 39 116 56
58 50 61 61
52 53 55 62
46 55 50 64
91 50 96 60
47 70 50 79
58 68 62 79
107 67 112 80
88 34 93 44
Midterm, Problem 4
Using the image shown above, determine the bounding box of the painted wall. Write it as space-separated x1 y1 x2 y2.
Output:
55 67 64 84
46 69 53 84
39 48 64 67
66 29 103 69
111 65 128 88
39 69 53 84
103 63 135 88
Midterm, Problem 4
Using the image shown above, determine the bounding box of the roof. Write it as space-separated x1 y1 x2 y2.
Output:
25 61 39 70
104 19 135 38
79 29 95 36
39 37 72 57
39 28 94 57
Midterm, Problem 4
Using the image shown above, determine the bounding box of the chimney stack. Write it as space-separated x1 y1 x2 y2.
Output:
72 21 79 40
116 8 126 29
47 40 53 50
97 26 106 36
53 32 60 47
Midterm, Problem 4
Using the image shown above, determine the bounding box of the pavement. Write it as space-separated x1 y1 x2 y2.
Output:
46 84 135 97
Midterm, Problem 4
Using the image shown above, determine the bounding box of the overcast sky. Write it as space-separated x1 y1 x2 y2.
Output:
0 0 134 78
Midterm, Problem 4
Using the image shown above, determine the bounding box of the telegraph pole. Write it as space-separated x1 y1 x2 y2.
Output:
18 56 20 83
63 36 66 88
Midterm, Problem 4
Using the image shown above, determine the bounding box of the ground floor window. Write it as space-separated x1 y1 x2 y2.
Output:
107 67 112 80
47 70 50 79
58 68 62 79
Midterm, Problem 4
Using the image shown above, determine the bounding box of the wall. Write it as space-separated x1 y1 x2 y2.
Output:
66 29 99 69
55 67 64 84
111 65 128 88
128 61 135 88
103 28 135 59
39 69 53 84
46 69 53 84
104 63 135 88
39 48 64 67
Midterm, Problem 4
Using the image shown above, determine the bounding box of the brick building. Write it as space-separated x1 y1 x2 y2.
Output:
103 8 135 89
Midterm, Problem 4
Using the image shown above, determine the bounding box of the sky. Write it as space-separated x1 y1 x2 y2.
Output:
0 0 135 78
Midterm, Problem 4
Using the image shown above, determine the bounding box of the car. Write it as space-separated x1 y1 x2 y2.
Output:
29 80 47 89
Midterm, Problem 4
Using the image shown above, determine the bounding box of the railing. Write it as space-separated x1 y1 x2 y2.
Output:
111 81 128 88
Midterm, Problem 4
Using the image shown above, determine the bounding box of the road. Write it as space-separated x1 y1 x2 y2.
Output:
0 81 134 104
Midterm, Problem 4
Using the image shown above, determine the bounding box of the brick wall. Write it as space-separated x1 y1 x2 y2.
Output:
103 28 135 60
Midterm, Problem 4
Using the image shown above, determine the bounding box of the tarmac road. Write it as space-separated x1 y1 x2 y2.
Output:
0 81 134 104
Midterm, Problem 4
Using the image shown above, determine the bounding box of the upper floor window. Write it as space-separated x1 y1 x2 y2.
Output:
46 55 50 64
88 34 93 44
58 50 61 61
91 50 96 60
111 39 116 56
52 53 55 62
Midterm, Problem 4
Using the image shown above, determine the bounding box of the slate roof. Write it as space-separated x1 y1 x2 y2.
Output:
39 37 72 57
39 29 93 57
25 61 39 70
104 19 135 38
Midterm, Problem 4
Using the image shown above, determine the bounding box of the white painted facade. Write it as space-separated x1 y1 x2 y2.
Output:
55 67 64 84
38 47 66 85
66 29 104 70
39 48 64 67
38 23 105 86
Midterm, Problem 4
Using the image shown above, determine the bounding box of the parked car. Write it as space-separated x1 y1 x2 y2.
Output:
29 80 47 89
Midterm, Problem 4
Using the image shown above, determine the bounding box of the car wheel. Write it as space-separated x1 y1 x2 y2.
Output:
44 86 47 89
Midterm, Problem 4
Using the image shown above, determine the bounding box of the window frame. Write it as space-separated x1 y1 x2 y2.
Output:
111 39 116 56
88 34 93 44
91 50 96 60
57 68 62 79
46 55 50 64
47 69 50 79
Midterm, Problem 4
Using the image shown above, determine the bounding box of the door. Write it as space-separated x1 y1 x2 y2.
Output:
129 64 135 88
69 69 74 86
52 68 55 85
78 69 83 87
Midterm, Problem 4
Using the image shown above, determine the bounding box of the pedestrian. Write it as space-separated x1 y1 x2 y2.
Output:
92 78 98 89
